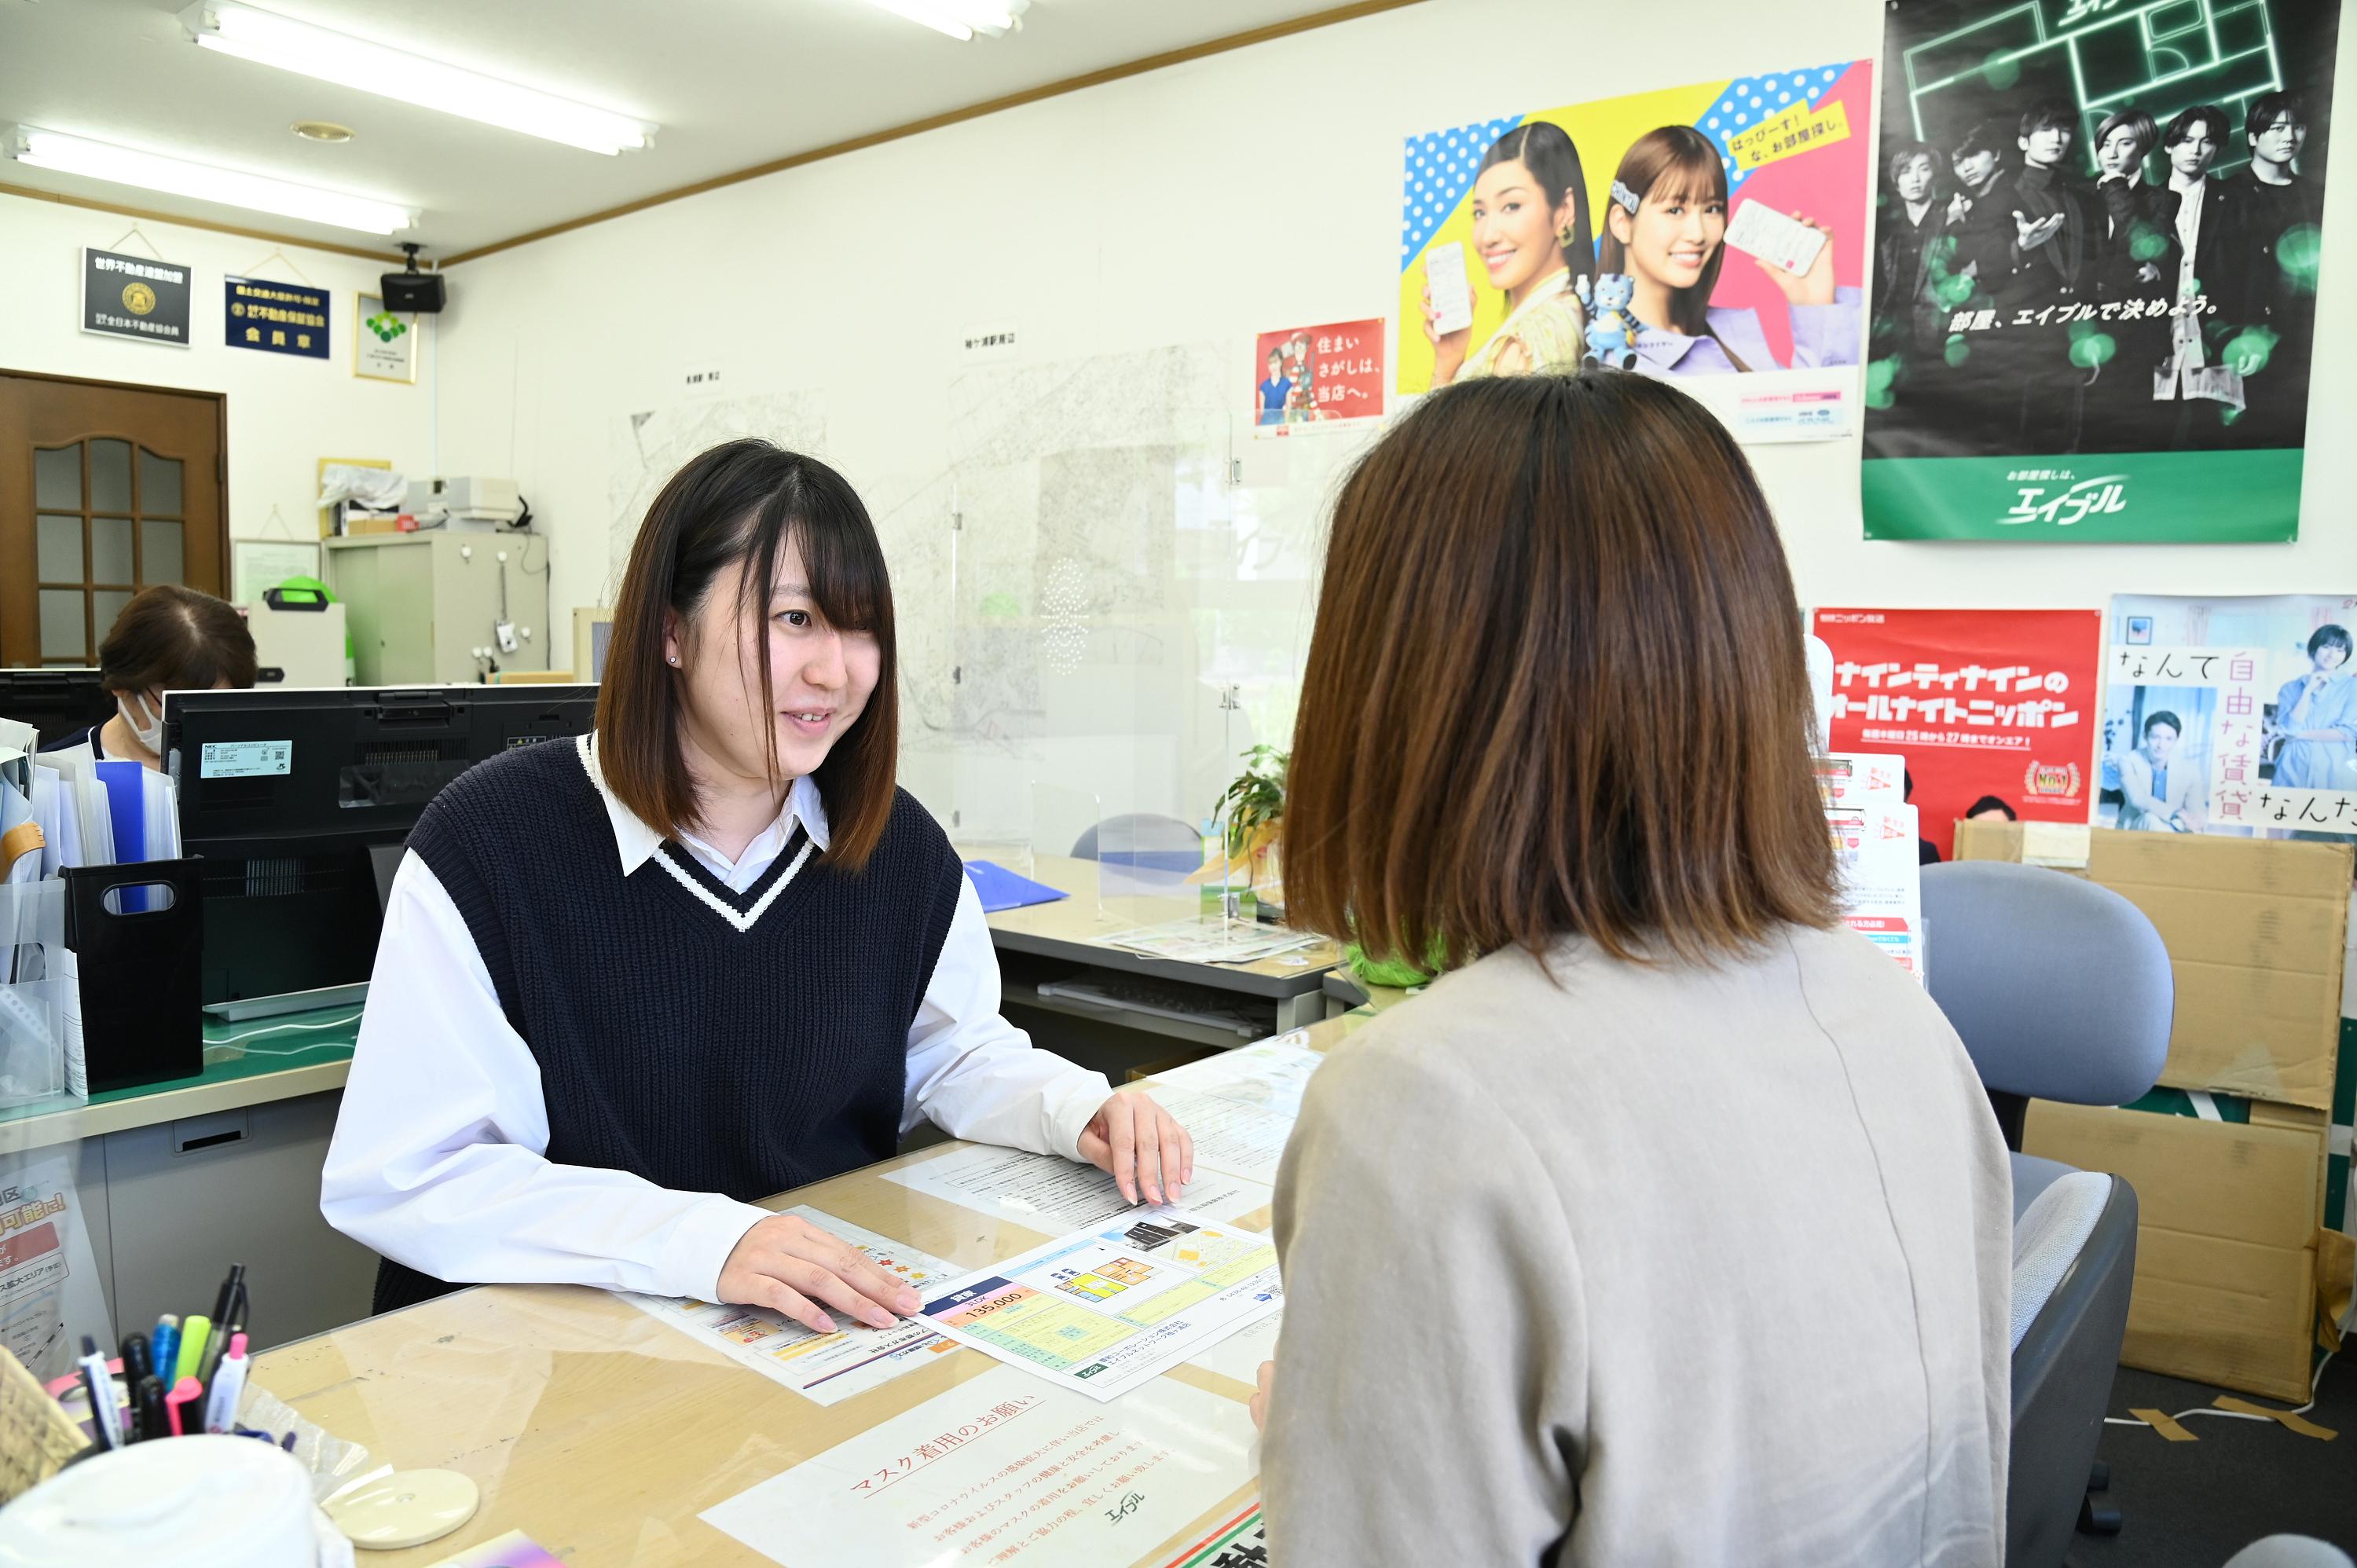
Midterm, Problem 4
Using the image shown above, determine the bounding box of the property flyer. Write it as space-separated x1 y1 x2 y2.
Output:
1399 60 1873 444
1813 607 2102 858
883 1144 1273 1234
2105 595 2357 837
1813 751 1907 808
1829 800 1927 980
1861 0 2341 540
702 1364 1255 1567
616 1206 962 1406
918 1212 1283 1402
1147 1032 1323 1118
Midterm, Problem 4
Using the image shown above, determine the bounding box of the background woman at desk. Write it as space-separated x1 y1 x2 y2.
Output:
1253 373 2008 1564
37 584 256 770
324 441 1193 1329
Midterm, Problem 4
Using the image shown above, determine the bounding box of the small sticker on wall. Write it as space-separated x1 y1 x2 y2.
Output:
680 361 727 400
959 323 1019 361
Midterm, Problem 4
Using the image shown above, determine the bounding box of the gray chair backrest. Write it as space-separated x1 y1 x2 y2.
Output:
1070 813 1200 865
1919 861 2172 1106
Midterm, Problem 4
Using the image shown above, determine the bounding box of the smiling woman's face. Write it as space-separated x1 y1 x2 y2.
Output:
1469 157 1571 295
1615 178 1726 295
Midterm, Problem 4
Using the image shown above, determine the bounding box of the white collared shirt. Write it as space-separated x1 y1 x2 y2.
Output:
321 735 1114 1302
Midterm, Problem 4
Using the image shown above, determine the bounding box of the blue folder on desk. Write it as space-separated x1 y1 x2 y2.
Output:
962 859 1069 914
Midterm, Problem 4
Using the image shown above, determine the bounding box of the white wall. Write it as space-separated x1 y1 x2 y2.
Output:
0 200 435 565
425 0 2353 819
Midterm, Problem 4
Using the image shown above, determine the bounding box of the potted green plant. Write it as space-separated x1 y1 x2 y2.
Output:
1206 746 1287 909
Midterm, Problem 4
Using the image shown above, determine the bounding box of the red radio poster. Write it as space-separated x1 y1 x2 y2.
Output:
1252 319 1384 434
1812 606 2101 859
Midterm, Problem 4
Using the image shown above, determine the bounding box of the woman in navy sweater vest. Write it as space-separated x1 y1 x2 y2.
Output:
324 441 1197 1326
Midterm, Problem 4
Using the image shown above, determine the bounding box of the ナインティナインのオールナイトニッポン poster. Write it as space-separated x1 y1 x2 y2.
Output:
1399 60 1874 444
1862 0 2338 540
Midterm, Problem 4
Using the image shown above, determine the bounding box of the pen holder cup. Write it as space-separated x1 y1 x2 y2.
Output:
63 859 204 1094
0 880 71 1110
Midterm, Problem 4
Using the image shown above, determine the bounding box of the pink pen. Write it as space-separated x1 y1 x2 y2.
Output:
163 1376 203 1437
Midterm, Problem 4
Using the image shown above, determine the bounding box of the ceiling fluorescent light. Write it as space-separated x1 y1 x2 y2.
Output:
179 2 657 155
3 123 418 233
858 0 1025 42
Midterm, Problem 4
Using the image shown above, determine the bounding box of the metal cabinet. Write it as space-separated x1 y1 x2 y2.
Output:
101 1090 378 1354
325 532 551 686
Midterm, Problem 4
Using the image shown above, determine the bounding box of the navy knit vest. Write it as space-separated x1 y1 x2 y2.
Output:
372 735 962 1313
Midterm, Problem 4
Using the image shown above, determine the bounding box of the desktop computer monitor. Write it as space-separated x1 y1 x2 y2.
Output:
0 668 115 747
167 684 598 1004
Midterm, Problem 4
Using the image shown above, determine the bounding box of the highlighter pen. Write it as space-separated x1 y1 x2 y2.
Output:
150 1317 179 1392
174 1315 211 1386
202 1334 249 1434
163 1376 202 1437
75 1337 120 1450
119 1332 152 1388
134 1375 167 1442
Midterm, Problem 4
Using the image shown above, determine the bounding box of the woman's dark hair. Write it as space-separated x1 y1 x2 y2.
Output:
1886 139 1941 189
2309 624 2352 659
2095 108 2158 166
2143 710 2183 738
597 440 899 870
2165 104 2232 149
1965 795 2018 820
1477 122 1596 288
98 584 256 695
1285 372 1837 969
1596 126 1730 337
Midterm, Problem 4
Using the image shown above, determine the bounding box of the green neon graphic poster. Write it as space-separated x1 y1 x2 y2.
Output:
1861 0 2338 542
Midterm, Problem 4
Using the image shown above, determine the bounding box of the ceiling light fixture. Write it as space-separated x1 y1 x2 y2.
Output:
2 123 419 233
856 0 1027 43
291 120 354 142
178 2 658 155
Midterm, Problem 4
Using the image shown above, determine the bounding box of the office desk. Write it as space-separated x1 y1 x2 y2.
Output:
1 1008 377 1353
248 1010 1378 1567
984 854 1339 1050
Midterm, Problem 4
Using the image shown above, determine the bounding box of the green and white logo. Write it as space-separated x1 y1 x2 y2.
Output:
364 310 409 343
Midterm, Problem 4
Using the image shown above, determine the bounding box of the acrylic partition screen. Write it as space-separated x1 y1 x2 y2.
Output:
908 342 1373 888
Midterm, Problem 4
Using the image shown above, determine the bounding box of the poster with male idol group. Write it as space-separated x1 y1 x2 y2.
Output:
1397 60 1875 444
1861 0 2339 542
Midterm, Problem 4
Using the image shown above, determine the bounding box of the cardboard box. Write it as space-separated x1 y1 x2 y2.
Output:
2025 1098 2335 1402
1955 823 2352 1110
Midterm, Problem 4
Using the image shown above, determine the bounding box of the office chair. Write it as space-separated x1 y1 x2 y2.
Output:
1069 813 1202 876
1919 861 2173 1568
2226 1541 2357 1568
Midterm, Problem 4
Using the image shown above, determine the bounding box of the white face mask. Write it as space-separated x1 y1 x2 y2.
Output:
118 693 163 754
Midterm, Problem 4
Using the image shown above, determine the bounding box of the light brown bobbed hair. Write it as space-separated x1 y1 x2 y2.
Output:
596 440 899 870
99 584 257 695
1282 372 1838 970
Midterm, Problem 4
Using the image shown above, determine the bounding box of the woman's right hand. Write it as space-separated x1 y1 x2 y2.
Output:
1422 282 1470 385
717 1212 922 1333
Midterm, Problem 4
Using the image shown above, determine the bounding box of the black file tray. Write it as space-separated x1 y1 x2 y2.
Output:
64 858 205 1094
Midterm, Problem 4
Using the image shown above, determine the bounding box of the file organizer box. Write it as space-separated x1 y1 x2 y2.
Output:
63 859 204 1094
0 880 75 1110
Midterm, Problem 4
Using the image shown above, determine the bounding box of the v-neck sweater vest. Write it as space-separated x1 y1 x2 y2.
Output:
374 735 963 1313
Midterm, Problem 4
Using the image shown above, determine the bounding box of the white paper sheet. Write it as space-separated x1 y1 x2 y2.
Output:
1148 1035 1325 1119
883 1145 1272 1234
1128 1087 1295 1185
702 1363 1255 1567
617 1207 966 1406
0 1150 115 1384
1182 1311 1280 1390
918 1211 1282 1402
